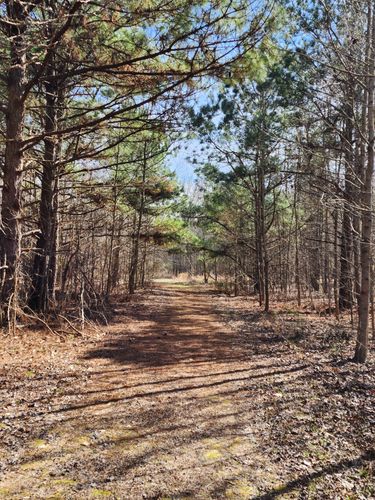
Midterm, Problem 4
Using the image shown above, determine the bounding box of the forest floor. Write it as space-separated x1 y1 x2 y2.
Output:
0 282 374 500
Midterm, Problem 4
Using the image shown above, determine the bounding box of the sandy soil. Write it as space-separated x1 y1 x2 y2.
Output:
0 283 374 499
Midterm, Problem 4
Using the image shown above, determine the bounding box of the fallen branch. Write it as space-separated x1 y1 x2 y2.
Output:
23 306 64 338
57 313 83 337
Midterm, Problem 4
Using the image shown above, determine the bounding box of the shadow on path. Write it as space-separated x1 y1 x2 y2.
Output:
83 285 246 368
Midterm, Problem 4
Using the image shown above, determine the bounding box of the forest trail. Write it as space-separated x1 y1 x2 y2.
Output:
0 283 374 499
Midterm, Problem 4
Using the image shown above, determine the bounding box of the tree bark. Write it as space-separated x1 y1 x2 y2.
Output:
339 87 355 310
29 75 60 312
355 1 374 363
128 145 147 295
0 1 27 327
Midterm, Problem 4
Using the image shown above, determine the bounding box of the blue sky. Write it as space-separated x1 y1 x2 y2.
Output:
167 139 200 184
165 86 214 185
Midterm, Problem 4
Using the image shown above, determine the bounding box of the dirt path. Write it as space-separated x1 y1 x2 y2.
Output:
0 283 374 499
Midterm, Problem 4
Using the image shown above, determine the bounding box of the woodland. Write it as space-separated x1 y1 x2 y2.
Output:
0 1 374 499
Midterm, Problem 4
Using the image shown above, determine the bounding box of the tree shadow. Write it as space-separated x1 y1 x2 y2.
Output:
2 284 373 498
83 286 249 368
253 449 375 499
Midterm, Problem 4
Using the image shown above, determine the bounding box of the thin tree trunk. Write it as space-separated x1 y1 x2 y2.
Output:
294 172 301 307
355 1 374 363
106 150 119 299
128 144 147 295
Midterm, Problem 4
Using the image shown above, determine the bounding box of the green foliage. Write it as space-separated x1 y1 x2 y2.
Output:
181 24 316 280
153 217 201 250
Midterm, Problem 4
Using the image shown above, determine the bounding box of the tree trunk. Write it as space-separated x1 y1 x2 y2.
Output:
294 171 301 307
128 145 147 295
355 1 374 363
29 76 59 312
339 89 355 310
0 1 27 327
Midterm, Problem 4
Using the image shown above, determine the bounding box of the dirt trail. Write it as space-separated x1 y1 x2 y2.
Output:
0 283 373 499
